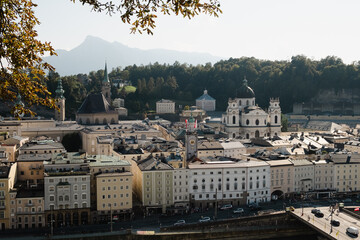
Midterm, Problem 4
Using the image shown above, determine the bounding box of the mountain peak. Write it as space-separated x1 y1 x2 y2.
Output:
44 36 222 76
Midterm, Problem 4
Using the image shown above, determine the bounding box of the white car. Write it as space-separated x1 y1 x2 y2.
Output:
199 217 211 223
233 208 244 214
220 204 233 210
174 220 186 226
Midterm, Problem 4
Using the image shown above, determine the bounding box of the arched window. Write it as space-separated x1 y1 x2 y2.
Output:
246 133 250 139
275 115 278 124
233 133 236 138
246 100 249 106
103 118 107 124
239 100 242 105
255 119 259 125
86 118 90 125
233 116 236 124
255 130 260 138
95 118 99 125
246 119 249 125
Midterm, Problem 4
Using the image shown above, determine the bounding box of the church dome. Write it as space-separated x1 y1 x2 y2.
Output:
236 78 255 98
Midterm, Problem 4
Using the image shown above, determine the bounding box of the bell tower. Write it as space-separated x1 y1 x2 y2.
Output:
55 78 65 121
185 116 198 161
102 62 111 104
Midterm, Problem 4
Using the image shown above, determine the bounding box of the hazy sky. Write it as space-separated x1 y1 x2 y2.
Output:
33 0 360 63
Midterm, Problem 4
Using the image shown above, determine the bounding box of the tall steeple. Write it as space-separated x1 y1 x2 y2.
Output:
55 78 65 99
55 78 66 121
102 61 111 104
103 62 109 84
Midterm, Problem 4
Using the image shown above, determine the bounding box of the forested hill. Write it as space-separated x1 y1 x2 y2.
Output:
46 55 360 118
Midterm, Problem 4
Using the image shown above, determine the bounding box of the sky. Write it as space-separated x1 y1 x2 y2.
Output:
33 0 360 63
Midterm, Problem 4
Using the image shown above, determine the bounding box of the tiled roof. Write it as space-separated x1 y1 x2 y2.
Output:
196 90 215 101
77 93 115 114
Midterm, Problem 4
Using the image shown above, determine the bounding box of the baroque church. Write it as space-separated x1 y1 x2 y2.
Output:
222 78 281 139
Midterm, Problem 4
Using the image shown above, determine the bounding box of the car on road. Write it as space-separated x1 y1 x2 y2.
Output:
347 226 359 237
220 204 233 210
199 217 211 223
311 209 320 214
315 211 324 218
233 208 244 214
330 219 340 227
174 220 186 226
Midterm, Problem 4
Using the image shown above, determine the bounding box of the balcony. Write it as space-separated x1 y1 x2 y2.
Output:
0 205 5 209
25 203 33 207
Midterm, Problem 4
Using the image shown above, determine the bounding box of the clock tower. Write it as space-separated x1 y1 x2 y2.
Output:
185 116 198 161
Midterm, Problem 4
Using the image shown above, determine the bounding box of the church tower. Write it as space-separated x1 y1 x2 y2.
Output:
55 78 65 121
268 98 281 136
185 116 198 161
102 62 111 104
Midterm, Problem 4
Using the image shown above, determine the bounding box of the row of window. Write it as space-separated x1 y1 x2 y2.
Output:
49 194 87 202
48 177 87 183
101 185 129 191
193 169 266 175
101 202 129 208
49 202 87 209
102 193 129 199
101 178 129 182
49 184 87 192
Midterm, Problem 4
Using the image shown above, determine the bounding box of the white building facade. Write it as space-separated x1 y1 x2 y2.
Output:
222 78 281 139
156 99 175 114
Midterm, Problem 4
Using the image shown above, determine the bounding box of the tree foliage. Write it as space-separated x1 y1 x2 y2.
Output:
0 0 56 117
0 0 221 117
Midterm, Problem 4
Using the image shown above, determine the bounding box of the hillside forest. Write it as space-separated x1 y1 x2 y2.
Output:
43 55 360 120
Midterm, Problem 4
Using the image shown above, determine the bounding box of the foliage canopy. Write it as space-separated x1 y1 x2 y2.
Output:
0 0 221 117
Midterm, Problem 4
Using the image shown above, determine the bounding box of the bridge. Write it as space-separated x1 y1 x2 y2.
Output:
290 206 360 240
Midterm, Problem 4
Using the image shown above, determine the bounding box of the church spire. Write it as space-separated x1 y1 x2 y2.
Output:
103 62 109 83
55 78 65 99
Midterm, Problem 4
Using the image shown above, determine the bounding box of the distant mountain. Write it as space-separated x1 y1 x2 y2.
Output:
44 36 223 76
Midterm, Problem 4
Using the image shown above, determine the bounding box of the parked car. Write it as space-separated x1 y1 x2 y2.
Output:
347 226 359 237
233 208 244 214
220 204 233 210
330 220 340 227
199 217 211 223
174 220 186 226
315 211 324 218
311 209 320 214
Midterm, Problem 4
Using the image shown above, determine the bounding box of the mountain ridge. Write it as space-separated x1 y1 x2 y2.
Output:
44 36 222 76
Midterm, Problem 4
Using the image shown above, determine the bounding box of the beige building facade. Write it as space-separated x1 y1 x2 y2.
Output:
156 99 175 114
267 160 294 199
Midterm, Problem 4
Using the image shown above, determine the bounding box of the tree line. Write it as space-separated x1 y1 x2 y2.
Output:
44 55 360 119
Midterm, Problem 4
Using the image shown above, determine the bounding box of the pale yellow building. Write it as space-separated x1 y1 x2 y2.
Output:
87 155 132 223
96 172 132 222
331 152 360 192
0 163 17 230
17 154 51 185
131 156 173 214
267 160 294 199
